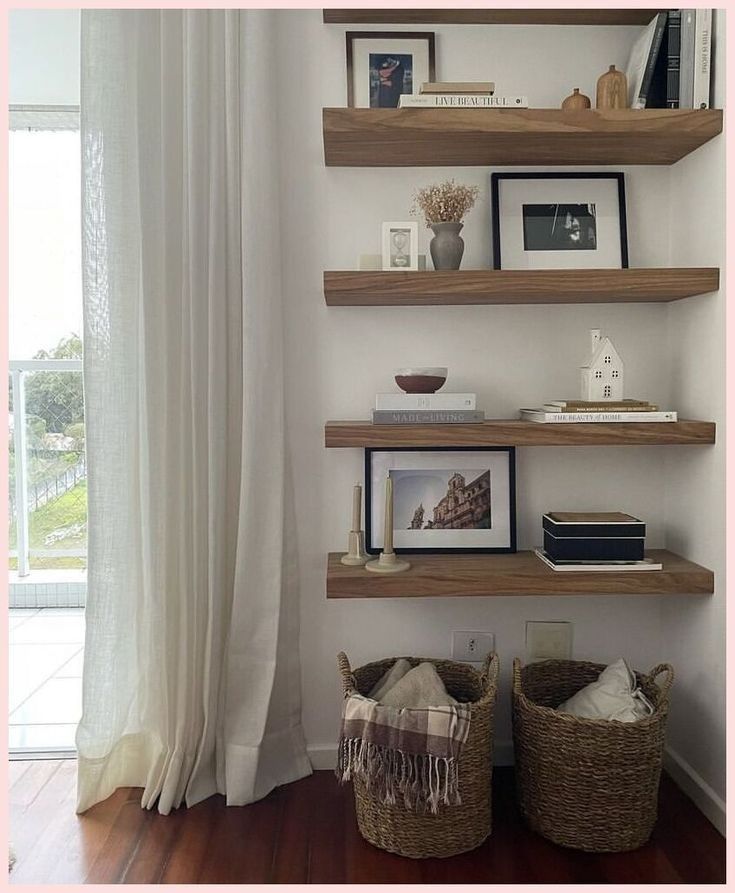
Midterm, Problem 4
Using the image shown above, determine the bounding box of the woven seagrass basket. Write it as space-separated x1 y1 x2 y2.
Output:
337 651 499 859
512 657 674 853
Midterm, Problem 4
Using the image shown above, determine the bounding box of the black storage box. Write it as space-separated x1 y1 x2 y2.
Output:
543 530 645 561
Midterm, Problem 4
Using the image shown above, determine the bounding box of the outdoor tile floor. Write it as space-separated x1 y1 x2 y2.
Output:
9 608 85 752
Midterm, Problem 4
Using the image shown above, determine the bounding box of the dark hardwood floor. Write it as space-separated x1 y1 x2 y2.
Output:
9 760 725 884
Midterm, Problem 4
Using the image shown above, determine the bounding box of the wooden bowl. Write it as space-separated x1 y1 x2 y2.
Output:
394 367 448 394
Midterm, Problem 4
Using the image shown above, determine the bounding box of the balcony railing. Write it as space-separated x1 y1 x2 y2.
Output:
9 359 86 576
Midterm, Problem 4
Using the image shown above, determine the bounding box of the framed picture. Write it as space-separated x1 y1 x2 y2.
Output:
381 221 419 270
346 31 436 108
365 447 516 554
490 172 629 270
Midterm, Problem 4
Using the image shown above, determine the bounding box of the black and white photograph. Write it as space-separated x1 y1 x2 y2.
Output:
522 203 598 251
346 31 435 108
366 447 516 554
491 173 628 270
381 221 419 270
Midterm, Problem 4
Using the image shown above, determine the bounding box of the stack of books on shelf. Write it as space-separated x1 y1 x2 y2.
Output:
399 81 528 109
373 392 484 425
519 399 677 424
535 512 662 572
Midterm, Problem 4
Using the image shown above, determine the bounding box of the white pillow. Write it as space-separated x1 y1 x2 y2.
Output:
368 658 412 701
379 662 457 708
557 658 654 723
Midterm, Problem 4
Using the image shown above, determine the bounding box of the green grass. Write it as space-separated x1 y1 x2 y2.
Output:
9 481 87 571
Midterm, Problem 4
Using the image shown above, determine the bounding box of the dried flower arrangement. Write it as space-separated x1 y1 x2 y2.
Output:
411 179 480 228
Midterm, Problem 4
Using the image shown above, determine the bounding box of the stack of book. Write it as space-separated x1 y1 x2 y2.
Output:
373 392 484 425
535 512 662 572
520 399 677 424
399 81 528 109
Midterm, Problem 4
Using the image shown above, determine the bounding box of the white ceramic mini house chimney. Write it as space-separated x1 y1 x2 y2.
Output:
580 328 624 401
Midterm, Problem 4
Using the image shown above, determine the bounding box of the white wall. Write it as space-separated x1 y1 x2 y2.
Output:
9 9 80 105
275 6 725 816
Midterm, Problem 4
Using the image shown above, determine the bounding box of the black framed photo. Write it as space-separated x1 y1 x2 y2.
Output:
490 172 628 270
346 31 436 108
365 447 516 554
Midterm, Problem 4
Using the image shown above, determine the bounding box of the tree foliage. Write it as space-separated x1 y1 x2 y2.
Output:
24 333 84 433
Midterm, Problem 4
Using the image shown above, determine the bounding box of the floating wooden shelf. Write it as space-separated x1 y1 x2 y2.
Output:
325 419 716 448
323 10 662 26
324 268 720 306
326 550 714 598
323 108 723 166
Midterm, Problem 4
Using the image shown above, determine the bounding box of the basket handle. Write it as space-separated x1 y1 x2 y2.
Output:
645 663 674 702
480 651 499 687
512 657 523 694
337 651 356 695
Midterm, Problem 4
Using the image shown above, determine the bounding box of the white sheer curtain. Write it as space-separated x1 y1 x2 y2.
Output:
77 9 311 814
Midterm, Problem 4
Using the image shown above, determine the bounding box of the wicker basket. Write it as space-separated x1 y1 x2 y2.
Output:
512 657 674 853
337 651 499 859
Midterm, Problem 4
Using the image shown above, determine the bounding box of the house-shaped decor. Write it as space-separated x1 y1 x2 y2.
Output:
580 329 624 401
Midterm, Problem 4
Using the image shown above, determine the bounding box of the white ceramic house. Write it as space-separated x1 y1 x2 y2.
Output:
580 329 624 401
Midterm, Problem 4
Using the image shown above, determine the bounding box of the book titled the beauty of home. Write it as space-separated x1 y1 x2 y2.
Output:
520 409 677 423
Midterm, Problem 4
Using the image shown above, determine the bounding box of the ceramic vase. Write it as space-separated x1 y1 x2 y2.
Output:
561 87 591 110
596 65 628 109
429 222 464 270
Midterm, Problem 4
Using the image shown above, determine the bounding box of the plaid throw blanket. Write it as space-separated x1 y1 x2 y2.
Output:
336 692 471 813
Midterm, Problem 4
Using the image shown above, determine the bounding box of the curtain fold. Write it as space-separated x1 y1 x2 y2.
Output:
77 8 311 815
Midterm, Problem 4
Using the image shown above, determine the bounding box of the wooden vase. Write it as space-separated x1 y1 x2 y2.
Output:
561 88 591 110
596 65 628 109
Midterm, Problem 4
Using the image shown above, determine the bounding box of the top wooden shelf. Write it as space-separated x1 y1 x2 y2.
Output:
322 10 662 26
323 108 723 167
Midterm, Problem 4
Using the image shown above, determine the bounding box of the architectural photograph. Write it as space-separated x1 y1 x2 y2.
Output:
6 4 726 886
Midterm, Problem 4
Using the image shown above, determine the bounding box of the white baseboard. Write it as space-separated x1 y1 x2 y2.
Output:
308 739 515 771
663 746 726 835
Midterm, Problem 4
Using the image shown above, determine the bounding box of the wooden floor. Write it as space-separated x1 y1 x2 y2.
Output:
9 760 725 884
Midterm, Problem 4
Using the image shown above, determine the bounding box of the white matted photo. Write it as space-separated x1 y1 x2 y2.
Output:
490 172 629 270
365 447 516 554
381 221 419 271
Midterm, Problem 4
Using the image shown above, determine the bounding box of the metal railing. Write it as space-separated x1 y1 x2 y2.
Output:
9 359 85 576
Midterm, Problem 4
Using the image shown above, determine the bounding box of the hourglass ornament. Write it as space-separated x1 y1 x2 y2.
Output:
381 221 419 271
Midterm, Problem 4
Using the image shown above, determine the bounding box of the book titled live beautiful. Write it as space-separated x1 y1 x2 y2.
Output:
399 94 528 108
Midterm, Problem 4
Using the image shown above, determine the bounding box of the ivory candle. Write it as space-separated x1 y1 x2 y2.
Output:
383 476 394 554
352 483 361 532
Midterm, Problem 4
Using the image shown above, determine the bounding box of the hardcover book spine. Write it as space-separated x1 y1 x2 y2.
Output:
542 404 659 412
666 9 681 108
399 95 528 108
375 393 476 410
521 410 677 423
635 12 668 108
372 410 485 424
679 9 696 108
693 7 712 109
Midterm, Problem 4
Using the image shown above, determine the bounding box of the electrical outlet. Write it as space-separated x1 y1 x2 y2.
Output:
452 631 494 663
526 621 573 661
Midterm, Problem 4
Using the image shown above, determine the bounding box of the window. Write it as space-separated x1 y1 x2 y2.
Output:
612 370 620 378
604 385 612 397
604 355 612 364
595 371 603 379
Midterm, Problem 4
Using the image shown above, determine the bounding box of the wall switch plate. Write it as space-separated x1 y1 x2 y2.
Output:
526 621 573 662
452 631 494 663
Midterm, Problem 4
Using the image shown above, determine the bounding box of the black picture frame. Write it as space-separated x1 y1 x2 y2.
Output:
490 172 629 270
345 30 437 108
364 446 517 555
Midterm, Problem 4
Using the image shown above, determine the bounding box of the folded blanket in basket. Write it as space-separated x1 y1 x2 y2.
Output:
337 684 471 813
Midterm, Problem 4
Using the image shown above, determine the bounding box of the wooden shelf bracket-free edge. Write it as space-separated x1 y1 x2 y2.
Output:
323 268 720 306
323 108 723 167
324 419 716 448
326 550 714 598
323 10 664 26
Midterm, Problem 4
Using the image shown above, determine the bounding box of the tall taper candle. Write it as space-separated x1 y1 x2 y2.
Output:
383 476 394 554
352 483 361 532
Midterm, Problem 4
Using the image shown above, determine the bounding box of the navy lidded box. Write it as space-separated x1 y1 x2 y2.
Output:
542 511 646 539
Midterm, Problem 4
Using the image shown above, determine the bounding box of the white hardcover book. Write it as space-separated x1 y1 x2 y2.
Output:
520 409 677 423
420 81 495 94
375 393 476 411
535 549 663 573
626 12 668 108
679 9 696 108
398 94 528 108
693 8 712 109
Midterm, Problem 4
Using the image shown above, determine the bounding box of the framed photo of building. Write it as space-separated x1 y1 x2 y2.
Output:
381 221 419 270
490 172 629 270
365 447 516 554
346 31 436 108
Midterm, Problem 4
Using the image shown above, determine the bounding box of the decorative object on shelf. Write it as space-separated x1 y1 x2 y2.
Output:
412 179 479 270
580 328 624 401
345 31 436 108
394 366 447 394
365 447 516 554
381 221 419 271
539 511 649 569
490 172 629 270
341 482 369 566
561 87 591 110
358 253 427 271
596 65 628 109
365 476 411 573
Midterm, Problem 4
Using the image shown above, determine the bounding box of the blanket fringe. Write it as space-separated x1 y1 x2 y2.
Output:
336 738 461 813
